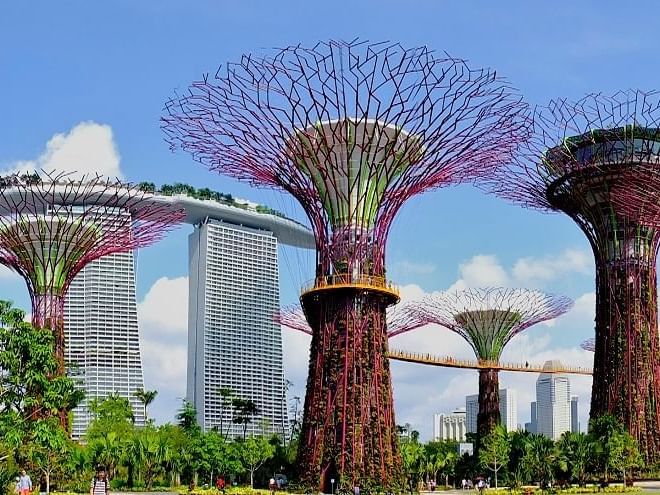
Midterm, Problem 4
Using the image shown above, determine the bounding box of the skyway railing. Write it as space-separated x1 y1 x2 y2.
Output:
388 349 593 376
301 274 400 297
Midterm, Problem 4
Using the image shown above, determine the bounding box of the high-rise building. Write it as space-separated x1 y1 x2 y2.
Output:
525 401 537 433
187 219 286 437
536 360 571 440
65 250 146 439
571 395 579 433
466 388 518 433
433 408 467 441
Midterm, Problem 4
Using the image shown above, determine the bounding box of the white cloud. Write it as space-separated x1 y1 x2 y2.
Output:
137 276 189 423
4 121 123 178
395 260 436 276
446 249 592 292
138 276 188 335
513 248 592 286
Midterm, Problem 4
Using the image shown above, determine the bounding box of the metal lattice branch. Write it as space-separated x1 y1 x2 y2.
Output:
581 338 595 352
484 90 660 214
413 287 573 361
163 39 527 277
276 302 424 338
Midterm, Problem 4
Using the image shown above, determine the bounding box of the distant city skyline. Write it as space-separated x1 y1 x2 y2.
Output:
465 388 518 433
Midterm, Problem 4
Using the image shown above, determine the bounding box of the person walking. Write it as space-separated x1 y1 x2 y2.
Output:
90 466 109 495
18 470 32 495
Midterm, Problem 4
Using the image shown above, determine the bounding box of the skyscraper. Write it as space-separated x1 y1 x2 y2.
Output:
525 401 537 433
433 408 467 441
65 250 146 439
187 218 289 437
536 360 571 440
466 388 518 433
571 395 579 433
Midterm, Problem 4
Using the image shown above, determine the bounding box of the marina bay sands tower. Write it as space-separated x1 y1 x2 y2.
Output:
179 194 314 437
65 188 313 438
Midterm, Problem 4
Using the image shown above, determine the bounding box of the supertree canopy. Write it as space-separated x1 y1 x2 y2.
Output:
413 287 572 439
483 90 660 460
162 39 527 490
276 302 423 339
581 338 596 352
0 172 184 410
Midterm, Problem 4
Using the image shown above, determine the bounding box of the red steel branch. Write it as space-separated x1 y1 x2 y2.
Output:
412 287 572 438
276 303 424 339
162 39 527 491
483 90 660 461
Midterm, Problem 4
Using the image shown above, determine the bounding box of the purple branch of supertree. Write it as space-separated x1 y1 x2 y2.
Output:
162 39 529 254
581 337 595 352
0 170 185 298
275 301 424 338
481 90 660 213
409 287 573 361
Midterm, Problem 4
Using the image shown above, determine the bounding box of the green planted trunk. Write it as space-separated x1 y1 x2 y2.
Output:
298 289 403 492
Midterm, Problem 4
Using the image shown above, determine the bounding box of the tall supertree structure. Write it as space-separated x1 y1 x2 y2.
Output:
0 172 184 391
276 303 423 339
484 90 660 460
162 40 526 490
412 288 572 439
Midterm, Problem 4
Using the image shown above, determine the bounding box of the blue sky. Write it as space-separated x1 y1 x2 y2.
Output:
1 1 657 438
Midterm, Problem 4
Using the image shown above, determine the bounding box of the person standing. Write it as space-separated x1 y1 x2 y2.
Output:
18 470 32 495
90 467 109 495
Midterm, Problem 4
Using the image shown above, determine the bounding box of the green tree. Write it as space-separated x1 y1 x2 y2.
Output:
204 431 242 484
134 388 158 423
401 435 424 494
238 436 275 488
557 431 595 487
507 430 531 488
217 387 235 440
589 414 624 482
231 398 259 440
86 394 135 440
607 431 642 487
131 427 172 490
523 434 557 489
479 425 510 488
88 431 123 480
25 418 71 494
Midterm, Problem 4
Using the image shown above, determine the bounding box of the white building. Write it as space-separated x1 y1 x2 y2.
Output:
535 360 572 440
65 250 146 439
187 219 288 437
466 388 518 433
433 408 467 441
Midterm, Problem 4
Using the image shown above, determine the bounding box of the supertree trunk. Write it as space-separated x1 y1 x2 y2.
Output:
299 289 403 492
31 292 69 429
591 259 660 459
477 368 501 439
32 292 66 375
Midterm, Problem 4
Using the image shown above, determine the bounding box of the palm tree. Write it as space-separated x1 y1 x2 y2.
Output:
89 432 123 480
231 397 259 440
217 387 235 440
134 388 158 423
523 434 557 489
557 431 595 487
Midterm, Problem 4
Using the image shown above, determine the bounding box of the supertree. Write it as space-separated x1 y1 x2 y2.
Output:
483 90 660 460
0 171 184 424
581 338 596 352
276 303 423 339
412 287 572 439
162 39 527 490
